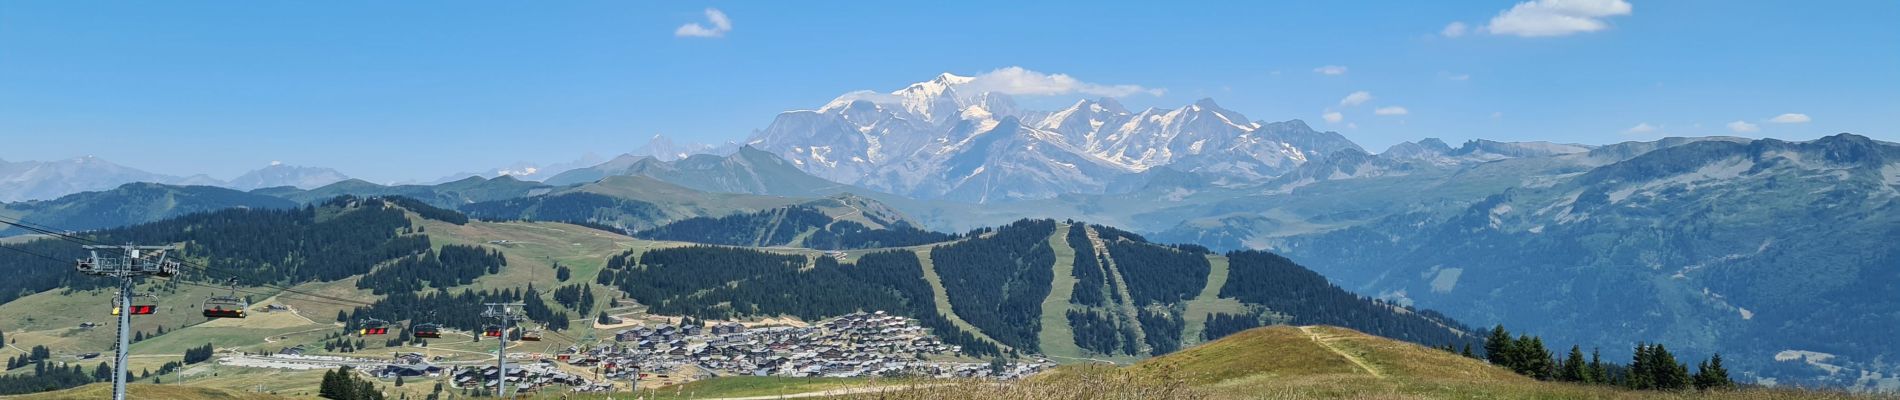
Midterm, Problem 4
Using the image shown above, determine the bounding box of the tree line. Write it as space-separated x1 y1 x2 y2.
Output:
1065 223 1113 307
1218 250 1479 349
355 244 506 295
0 196 430 304
1066 309 1134 355
929 219 1058 353
635 205 956 250
1474 325 1734 391
1103 237 1210 306
460 192 665 232
550 283 596 317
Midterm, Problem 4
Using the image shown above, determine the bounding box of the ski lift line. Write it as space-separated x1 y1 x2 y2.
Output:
0 217 378 307
0 244 72 263
0 217 107 246
164 278 366 308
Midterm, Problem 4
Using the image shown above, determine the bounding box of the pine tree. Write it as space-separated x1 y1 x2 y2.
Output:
1650 344 1690 390
1628 343 1655 390
1588 348 1608 384
1528 336 1555 380
1460 343 1476 359
1483 325 1512 365
1560 345 1588 382
1693 353 1734 390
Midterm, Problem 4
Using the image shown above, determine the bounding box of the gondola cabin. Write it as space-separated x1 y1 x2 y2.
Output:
483 325 503 337
412 324 442 339
358 320 390 336
201 279 247 318
112 305 156 315
202 305 245 319
520 330 542 341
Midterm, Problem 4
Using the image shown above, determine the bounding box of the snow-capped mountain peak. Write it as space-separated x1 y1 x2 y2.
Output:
226 163 350 190
747 72 1368 202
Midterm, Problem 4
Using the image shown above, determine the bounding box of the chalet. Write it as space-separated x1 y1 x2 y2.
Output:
614 329 642 342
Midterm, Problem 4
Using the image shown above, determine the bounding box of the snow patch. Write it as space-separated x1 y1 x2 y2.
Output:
1610 157 1755 204
1429 268 1463 293
1488 203 1513 229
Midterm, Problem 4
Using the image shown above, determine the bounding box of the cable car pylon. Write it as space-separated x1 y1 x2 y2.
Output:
482 303 524 398
76 244 182 400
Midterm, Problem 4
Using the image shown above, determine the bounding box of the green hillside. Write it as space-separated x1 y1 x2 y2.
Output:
0 182 296 236
631 193 954 250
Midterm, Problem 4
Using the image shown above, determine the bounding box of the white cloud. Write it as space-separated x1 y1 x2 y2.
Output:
1442 22 1469 38
1447 73 1472 81
1322 111 1344 123
1374 106 1409 116
1347 122 1359 129
675 8 732 38
1768 113 1811 123
269 160 283 166
961 66 1164 98
1484 0 1632 37
1726 120 1760 133
1492 111 1505 119
1314 65 1348 76
1625 122 1658 134
1339 91 1374 107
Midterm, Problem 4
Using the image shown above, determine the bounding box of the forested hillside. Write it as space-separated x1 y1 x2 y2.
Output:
588 218 1479 360
461 191 664 232
634 204 955 250
258 175 551 208
0 182 297 236
0 196 429 303
458 175 816 232
597 246 1001 356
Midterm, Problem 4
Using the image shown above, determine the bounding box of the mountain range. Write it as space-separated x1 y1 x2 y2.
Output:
0 158 350 202
746 73 1364 202
1 72 1894 389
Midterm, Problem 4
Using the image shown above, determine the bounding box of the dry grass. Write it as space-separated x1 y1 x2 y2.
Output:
831 365 1208 400
821 326 1895 400
5 383 294 399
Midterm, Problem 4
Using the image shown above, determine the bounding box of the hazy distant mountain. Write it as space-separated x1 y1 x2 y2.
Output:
225 163 350 190
462 175 819 232
261 175 553 208
0 156 187 202
0 182 296 235
626 134 732 162
1207 133 1900 388
426 153 608 184
746 73 1362 203
544 146 845 197
1381 138 1593 166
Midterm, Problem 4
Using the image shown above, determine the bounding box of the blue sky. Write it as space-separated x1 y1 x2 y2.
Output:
1 1 1895 182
